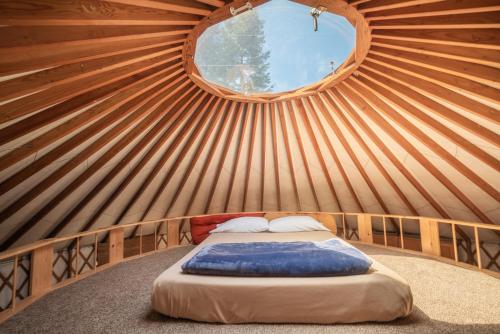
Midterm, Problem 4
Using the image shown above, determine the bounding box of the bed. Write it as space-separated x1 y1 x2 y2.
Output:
151 230 413 324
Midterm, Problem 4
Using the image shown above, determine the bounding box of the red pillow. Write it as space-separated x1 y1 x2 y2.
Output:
190 213 264 244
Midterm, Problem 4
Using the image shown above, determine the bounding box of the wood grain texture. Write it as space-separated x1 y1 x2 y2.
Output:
0 0 498 251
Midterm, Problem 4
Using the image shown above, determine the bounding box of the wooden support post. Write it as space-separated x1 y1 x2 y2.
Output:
11 256 18 309
31 244 53 297
108 228 124 265
452 223 458 262
316 213 337 234
139 225 143 255
420 218 441 256
382 217 387 247
342 213 347 239
474 227 482 270
167 220 181 248
75 237 80 277
399 218 404 249
154 222 158 251
94 234 98 271
357 214 373 243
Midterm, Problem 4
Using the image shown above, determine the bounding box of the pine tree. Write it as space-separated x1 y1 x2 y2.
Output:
195 10 272 94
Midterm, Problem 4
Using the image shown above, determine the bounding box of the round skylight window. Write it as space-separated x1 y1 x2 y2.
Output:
183 0 370 101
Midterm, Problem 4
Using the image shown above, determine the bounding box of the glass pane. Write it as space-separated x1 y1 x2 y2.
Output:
195 0 355 95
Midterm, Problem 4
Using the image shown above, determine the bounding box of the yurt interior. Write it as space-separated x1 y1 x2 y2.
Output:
0 0 499 333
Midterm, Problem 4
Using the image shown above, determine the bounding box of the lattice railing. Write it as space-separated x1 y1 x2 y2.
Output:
0 212 498 323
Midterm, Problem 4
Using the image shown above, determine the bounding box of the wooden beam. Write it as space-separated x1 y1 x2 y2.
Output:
163 98 226 216
269 103 282 211
260 104 268 211
107 0 212 16
347 77 499 201
299 98 342 211
116 92 212 225
276 102 301 211
420 218 441 256
242 104 259 212
316 91 392 216
356 68 500 169
338 82 495 225
224 104 250 212
204 103 243 213
30 244 53 297
362 58 499 125
47 87 203 238
357 214 374 243
321 90 449 219
307 96 364 212
181 101 233 216
108 229 124 264
0 79 193 249
287 100 321 211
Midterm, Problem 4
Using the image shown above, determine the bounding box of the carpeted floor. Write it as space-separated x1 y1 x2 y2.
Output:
1 244 499 334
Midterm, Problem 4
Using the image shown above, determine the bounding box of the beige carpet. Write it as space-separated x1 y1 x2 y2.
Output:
1 244 499 334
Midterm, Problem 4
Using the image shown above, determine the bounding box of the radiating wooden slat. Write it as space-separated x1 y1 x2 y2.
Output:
315 92 391 215
182 101 232 216
369 46 500 89
0 63 184 177
2 80 195 248
358 0 450 14
269 103 282 211
0 0 204 24
0 63 171 146
224 104 250 212
321 90 449 219
366 0 500 20
0 51 183 125
204 103 243 213
47 87 205 238
371 28 500 50
260 104 268 211
116 92 213 225
287 100 321 211
0 44 183 103
163 98 225 216
242 104 258 212
338 82 495 225
307 96 364 212
322 89 418 224
107 0 212 16
276 102 301 211
0 35 184 76
362 59 499 125
370 37 500 70
298 98 342 211
356 68 500 168
347 77 500 202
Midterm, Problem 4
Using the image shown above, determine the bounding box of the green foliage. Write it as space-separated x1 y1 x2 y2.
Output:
195 10 272 94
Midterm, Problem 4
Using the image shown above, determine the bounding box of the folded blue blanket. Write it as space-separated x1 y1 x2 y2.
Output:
182 239 373 277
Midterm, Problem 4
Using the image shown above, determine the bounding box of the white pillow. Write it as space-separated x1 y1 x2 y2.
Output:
209 217 269 233
269 216 329 232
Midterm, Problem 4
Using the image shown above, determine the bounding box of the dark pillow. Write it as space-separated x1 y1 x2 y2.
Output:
190 213 264 244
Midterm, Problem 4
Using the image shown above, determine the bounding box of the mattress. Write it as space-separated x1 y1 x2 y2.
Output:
151 231 413 324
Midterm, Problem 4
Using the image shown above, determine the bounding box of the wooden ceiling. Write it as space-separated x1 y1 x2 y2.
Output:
0 0 498 250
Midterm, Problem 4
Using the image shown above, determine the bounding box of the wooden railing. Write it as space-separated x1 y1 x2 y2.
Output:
0 211 498 323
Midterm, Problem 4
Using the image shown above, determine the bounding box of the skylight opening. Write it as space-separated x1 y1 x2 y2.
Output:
194 0 356 96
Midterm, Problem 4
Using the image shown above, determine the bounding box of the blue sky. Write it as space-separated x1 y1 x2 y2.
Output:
197 0 355 93
259 0 355 92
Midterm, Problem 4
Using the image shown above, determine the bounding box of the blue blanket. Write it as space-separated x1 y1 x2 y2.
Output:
181 239 373 277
